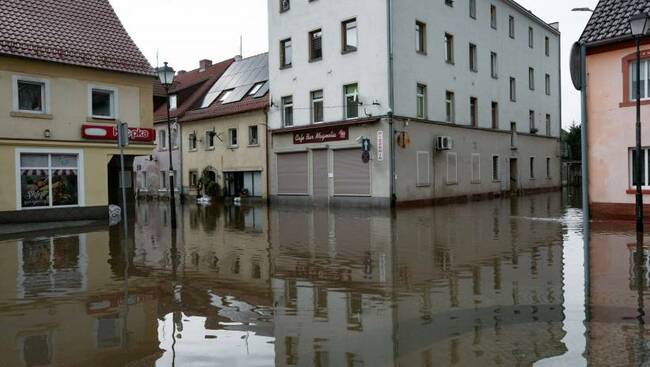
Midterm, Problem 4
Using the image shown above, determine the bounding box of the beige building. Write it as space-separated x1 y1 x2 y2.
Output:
177 53 270 199
0 0 155 223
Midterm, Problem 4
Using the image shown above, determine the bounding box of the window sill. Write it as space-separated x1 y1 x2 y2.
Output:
309 57 322 63
416 51 427 56
470 69 478 73
228 145 239 149
341 48 357 55
205 147 215 151
279 64 292 70
626 189 650 195
188 149 198 153
446 61 455 66
87 117 116 123
11 111 53 120
248 143 260 147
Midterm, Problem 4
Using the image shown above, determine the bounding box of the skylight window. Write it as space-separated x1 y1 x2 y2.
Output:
219 89 234 102
249 82 265 96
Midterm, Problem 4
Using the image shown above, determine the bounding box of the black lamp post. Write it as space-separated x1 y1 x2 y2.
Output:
156 62 177 229
631 14 650 234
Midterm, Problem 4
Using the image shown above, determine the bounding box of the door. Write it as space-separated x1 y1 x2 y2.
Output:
510 158 518 194
312 150 329 200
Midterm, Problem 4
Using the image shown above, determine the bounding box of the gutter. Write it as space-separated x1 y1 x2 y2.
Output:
387 0 396 206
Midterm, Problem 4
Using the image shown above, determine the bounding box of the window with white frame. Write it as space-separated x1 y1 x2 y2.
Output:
416 21 427 54
280 38 293 68
444 33 454 63
158 130 167 150
528 27 534 48
311 90 324 123
446 91 455 123
18 152 81 208
249 125 259 145
206 131 216 150
141 171 148 189
529 157 536 179
630 148 650 187
416 84 427 119
630 60 650 100
529 110 536 133
490 52 498 78
510 77 517 101
508 15 515 38
529 67 535 90
342 18 358 53
282 96 294 127
492 155 500 181
89 86 117 119
344 83 359 119
545 74 551 95
490 5 497 29
13 76 49 114
469 43 478 72
228 128 238 147
160 171 167 189
469 0 477 19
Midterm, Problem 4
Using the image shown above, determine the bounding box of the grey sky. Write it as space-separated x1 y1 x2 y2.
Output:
110 0 598 129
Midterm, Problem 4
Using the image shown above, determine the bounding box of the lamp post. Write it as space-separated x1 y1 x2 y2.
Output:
156 62 177 229
631 13 650 234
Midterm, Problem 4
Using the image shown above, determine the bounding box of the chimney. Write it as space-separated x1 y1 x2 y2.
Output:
199 59 212 72
178 70 187 75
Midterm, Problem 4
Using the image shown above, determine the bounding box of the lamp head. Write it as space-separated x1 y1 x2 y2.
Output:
156 62 176 87
630 13 650 37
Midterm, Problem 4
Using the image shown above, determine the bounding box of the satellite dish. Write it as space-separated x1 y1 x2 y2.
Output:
570 42 583 91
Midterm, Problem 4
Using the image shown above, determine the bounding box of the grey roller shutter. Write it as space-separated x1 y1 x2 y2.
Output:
312 150 329 198
334 149 370 196
277 152 309 195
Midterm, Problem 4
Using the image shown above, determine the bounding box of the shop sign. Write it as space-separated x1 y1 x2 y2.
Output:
293 127 349 144
81 124 155 142
377 130 384 161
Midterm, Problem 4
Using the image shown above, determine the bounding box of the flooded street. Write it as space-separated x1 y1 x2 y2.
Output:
1 191 649 366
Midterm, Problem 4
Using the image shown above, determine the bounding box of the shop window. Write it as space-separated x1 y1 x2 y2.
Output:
19 152 80 209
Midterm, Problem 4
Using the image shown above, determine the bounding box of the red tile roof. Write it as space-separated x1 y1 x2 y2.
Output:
182 96 269 122
154 58 235 123
0 0 153 76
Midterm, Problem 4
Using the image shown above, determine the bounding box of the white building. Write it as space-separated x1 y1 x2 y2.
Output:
267 0 562 207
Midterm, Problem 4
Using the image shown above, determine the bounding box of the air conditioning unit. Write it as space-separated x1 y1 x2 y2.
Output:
435 136 453 151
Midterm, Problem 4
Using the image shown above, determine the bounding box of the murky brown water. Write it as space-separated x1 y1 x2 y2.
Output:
1 190 648 366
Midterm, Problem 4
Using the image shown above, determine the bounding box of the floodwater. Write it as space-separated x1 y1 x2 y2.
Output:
0 190 648 366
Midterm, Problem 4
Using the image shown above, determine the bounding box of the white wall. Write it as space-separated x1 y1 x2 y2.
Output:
392 0 562 137
267 0 391 129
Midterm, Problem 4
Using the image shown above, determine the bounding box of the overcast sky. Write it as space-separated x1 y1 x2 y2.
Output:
109 0 598 129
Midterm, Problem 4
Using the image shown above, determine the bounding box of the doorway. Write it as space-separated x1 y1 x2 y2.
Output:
509 158 518 194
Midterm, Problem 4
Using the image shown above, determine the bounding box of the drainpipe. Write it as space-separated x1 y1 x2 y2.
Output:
387 0 396 206
265 108 270 204
178 119 185 204
580 43 589 221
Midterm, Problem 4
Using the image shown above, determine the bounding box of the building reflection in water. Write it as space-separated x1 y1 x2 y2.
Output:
0 193 585 366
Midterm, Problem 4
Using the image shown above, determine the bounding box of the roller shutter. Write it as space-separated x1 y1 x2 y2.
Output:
333 149 370 196
312 150 329 198
277 152 309 195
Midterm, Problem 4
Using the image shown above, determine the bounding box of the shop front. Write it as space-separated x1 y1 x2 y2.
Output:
269 118 391 207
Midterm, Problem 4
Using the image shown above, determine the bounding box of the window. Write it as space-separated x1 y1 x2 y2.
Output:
631 60 650 100
445 0 453 7
416 21 427 54
219 89 234 103
188 132 197 151
228 128 238 147
529 67 535 90
492 155 500 181
141 172 148 189
310 29 323 61
545 114 551 135
311 90 324 123
491 101 499 129
490 52 498 78
545 74 551 95
280 0 290 12
344 83 359 119
509 77 516 101
546 157 551 179
508 15 515 38
158 130 167 150
528 27 534 48
471 153 481 183
416 151 431 186
445 91 455 123
510 122 517 146
416 84 427 118
470 97 478 127
469 43 477 72
444 33 454 63
342 18 358 53
529 110 536 133
189 170 198 187
19 152 81 208
90 87 116 119
529 157 535 179
206 131 216 150
280 38 292 68
282 96 294 127
249 82 264 96
490 5 497 29
169 94 177 110
631 148 650 187
14 76 49 114
469 0 476 19
249 125 259 145
446 152 458 184
545 36 550 56
160 171 167 189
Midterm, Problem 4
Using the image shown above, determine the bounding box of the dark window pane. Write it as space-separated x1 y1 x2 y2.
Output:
52 169 78 206
92 90 112 117
633 149 647 186
18 81 43 112
21 170 49 207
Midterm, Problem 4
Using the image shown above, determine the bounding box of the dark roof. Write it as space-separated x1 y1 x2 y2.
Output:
579 0 650 45
0 0 153 76
181 53 269 123
154 58 234 123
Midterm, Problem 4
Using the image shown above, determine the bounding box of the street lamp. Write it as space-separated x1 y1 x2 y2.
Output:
631 13 650 233
156 62 178 229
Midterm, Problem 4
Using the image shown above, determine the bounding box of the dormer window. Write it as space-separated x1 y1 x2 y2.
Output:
219 89 234 103
249 82 264 96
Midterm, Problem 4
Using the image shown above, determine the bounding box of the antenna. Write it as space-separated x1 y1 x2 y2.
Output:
155 49 160 68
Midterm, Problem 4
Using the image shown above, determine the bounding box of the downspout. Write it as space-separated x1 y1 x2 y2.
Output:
178 119 185 203
265 107 270 204
580 43 589 222
387 0 396 206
